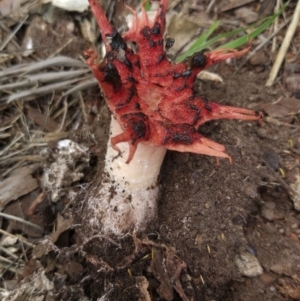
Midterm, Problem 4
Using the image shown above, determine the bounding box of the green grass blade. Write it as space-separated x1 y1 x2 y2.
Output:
218 12 279 49
192 20 221 49
176 26 248 62
176 3 287 63
145 1 151 11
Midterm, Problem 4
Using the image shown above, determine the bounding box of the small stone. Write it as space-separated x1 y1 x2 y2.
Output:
235 252 263 277
261 202 276 221
262 149 280 171
291 223 299 229
249 51 269 66
290 173 300 211
270 286 276 292
259 272 277 285
279 228 285 234
255 66 265 73
248 95 259 102
235 7 258 24
194 233 203 246
257 128 268 138
270 262 291 275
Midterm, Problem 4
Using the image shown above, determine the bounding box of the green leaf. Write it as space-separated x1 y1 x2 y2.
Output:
145 1 151 11
176 3 287 63
218 12 279 49
191 20 221 49
176 26 247 62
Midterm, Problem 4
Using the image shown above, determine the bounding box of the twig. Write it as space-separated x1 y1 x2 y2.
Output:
58 98 68 131
5 78 83 103
0 246 19 260
62 77 98 96
83 234 121 248
0 132 24 156
0 16 28 51
237 17 291 71
206 0 217 13
52 97 78 119
49 38 74 58
0 229 34 248
79 92 88 123
266 0 300 86
0 212 44 232
271 0 281 53
0 255 15 264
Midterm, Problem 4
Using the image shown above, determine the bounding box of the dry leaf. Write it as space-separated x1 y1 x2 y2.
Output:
0 165 39 209
50 213 73 243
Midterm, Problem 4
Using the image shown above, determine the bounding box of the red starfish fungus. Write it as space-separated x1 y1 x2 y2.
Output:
85 0 262 163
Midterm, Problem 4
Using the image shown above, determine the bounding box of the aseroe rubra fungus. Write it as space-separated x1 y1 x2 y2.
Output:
83 0 262 235
86 0 262 163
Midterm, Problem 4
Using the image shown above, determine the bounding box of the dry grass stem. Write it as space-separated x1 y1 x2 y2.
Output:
0 133 24 156
0 261 23 276
0 229 34 248
0 246 19 260
0 212 43 232
0 16 28 51
237 17 291 71
0 155 45 166
266 0 300 86
62 77 98 96
271 0 281 53
79 92 88 123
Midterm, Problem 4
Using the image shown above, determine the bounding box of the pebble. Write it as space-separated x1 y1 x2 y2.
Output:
270 286 276 292
259 273 277 285
234 7 258 24
261 202 276 221
248 95 260 102
257 128 268 138
291 223 298 229
194 233 203 246
249 51 269 66
235 252 263 277
262 149 280 171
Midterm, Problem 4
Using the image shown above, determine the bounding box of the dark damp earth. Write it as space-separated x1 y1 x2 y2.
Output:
36 66 300 301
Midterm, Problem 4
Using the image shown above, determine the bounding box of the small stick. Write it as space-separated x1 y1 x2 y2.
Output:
0 212 44 232
206 0 217 13
271 0 281 53
79 91 88 123
237 17 291 71
0 228 34 248
0 16 28 51
58 98 68 131
0 245 19 260
266 0 300 86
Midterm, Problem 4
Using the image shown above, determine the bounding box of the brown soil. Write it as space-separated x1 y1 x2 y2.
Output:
42 67 299 301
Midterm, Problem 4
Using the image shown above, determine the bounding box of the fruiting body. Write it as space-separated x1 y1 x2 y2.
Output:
83 0 262 235
86 0 261 164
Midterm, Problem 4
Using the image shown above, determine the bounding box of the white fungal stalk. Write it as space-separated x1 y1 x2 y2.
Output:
85 117 167 236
